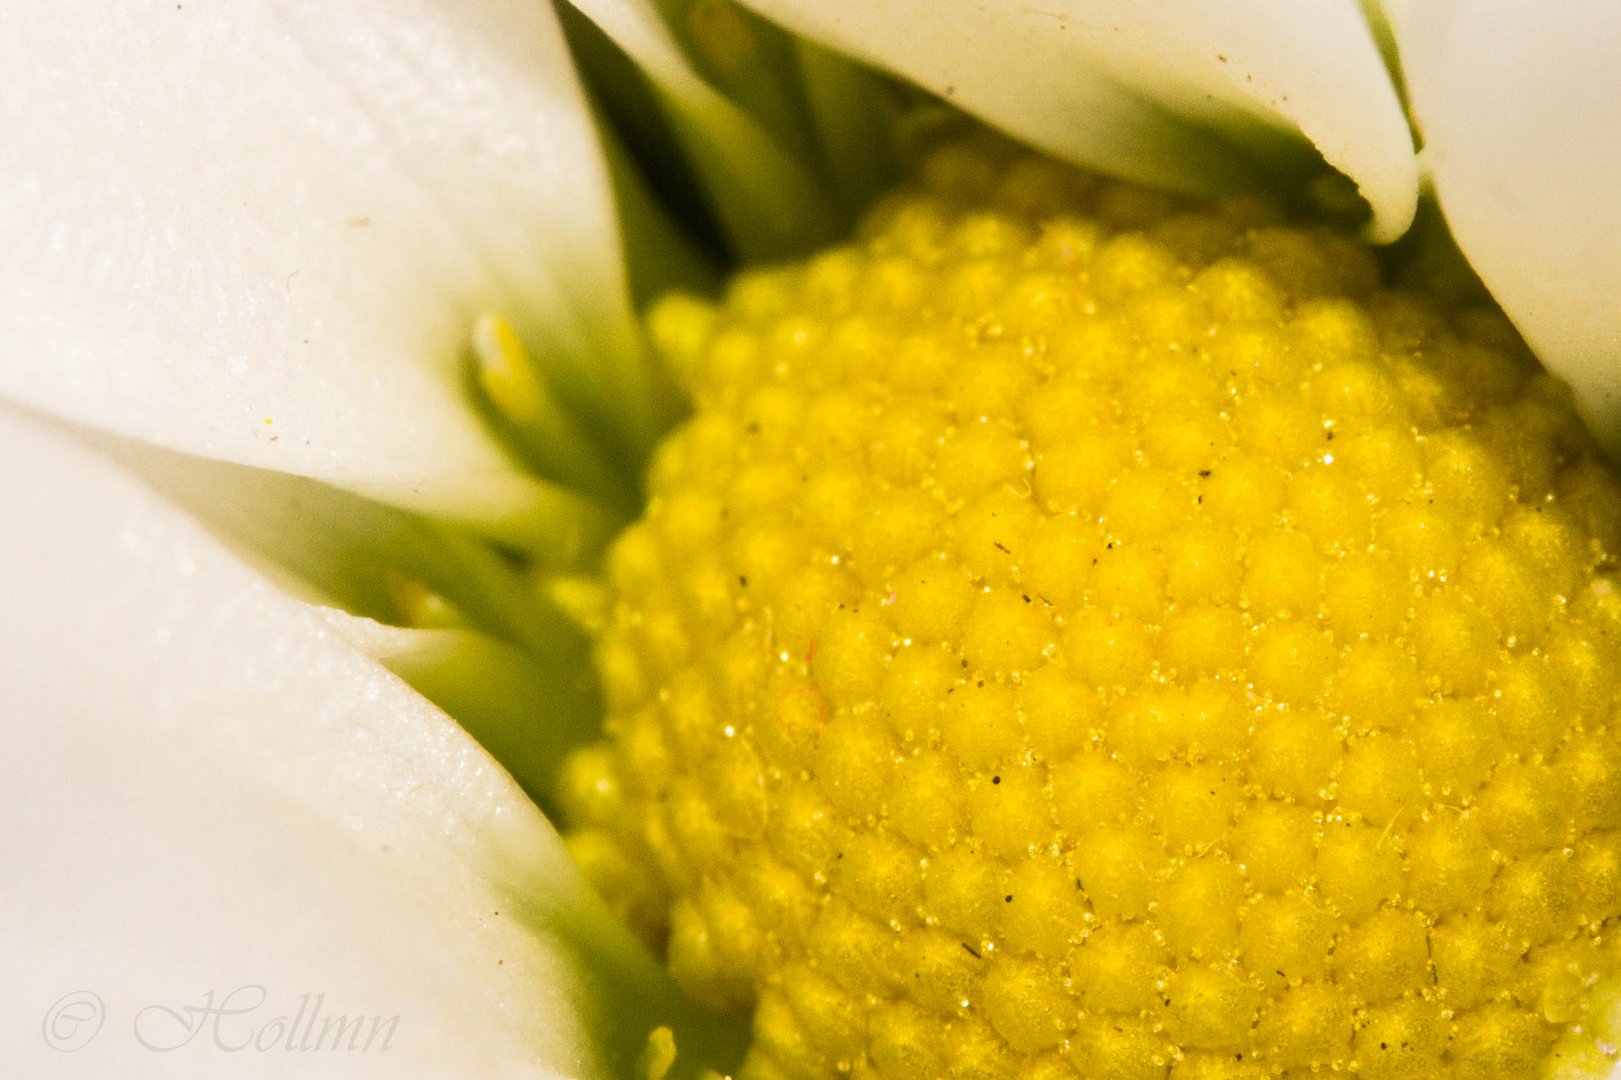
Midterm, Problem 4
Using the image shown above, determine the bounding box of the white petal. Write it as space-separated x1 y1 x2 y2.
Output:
0 0 637 530
328 612 600 799
1393 2 1621 447
734 0 1418 239
0 409 689 1077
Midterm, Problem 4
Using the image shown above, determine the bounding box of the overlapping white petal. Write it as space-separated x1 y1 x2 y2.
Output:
0 0 638 533
732 0 1418 239
0 409 687 1078
1392 1 1621 448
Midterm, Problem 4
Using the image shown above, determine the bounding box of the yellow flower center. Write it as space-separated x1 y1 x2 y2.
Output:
561 137 1621 1080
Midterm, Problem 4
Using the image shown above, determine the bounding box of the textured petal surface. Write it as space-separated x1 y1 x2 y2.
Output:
1395 1 1621 446
0 0 635 529
735 0 1418 239
0 409 665 1077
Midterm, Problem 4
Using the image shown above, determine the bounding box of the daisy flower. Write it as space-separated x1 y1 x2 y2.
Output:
3 2 1619 1077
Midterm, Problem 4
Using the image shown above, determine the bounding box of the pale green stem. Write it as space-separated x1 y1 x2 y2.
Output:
564 0 848 262
509 884 749 1080
794 38 904 214
652 0 821 166
467 314 647 517
600 124 723 305
98 435 600 658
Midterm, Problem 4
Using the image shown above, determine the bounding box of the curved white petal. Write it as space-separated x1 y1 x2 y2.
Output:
0 0 638 531
328 612 601 800
734 0 1418 239
1393 2 1621 447
0 409 698 1077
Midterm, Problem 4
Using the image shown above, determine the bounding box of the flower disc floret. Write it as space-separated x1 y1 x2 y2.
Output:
562 136 1621 1080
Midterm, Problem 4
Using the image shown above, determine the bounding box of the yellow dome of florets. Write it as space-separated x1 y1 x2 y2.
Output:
561 134 1621 1080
